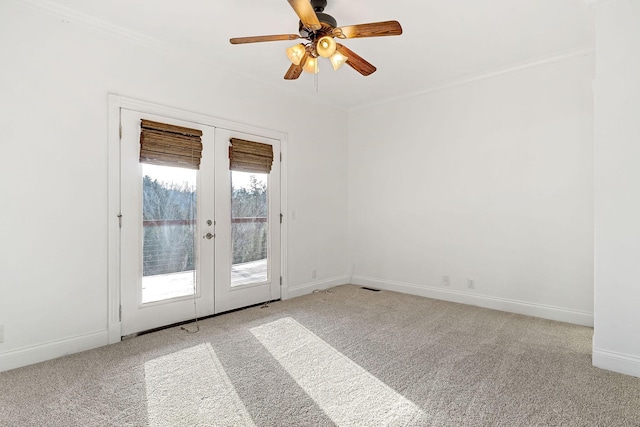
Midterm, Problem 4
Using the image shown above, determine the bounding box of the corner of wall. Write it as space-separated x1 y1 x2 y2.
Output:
592 347 640 378
286 275 351 300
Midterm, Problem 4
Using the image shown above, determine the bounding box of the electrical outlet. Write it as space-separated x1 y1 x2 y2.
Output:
467 278 475 289
0 325 4 343
442 275 450 286
312 269 317 279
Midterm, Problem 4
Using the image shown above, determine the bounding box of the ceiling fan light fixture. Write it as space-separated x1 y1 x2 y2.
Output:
302 56 319 74
230 1 403 80
316 35 337 58
286 43 306 65
329 51 348 70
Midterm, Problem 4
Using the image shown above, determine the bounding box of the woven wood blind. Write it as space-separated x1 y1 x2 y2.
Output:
229 138 274 174
139 120 203 170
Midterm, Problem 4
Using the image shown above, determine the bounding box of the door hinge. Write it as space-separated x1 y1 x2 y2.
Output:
280 276 283 286
280 152 282 162
119 124 122 139
280 213 283 224
117 214 123 229
119 304 122 321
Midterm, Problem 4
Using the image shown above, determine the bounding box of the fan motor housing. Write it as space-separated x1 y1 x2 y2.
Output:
316 12 337 28
298 0 336 37
298 13 337 38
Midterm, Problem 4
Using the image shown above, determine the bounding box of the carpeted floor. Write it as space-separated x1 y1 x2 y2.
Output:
1 285 639 426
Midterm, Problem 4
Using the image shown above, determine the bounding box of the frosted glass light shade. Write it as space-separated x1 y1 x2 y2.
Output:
286 44 306 65
329 51 348 70
316 36 337 58
302 56 319 74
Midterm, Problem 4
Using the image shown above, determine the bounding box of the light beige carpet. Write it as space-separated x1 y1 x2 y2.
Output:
1 285 639 426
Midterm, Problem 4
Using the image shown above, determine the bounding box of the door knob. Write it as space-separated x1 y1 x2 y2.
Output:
203 232 214 239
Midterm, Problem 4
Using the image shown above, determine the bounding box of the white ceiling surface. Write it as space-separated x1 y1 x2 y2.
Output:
41 0 594 109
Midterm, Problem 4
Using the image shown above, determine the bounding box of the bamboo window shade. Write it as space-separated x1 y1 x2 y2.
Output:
139 120 203 170
229 138 274 174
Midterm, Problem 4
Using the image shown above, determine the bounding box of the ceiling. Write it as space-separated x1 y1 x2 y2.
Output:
40 0 594 109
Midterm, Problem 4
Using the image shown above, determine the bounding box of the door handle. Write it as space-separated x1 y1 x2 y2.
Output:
203 232 214 240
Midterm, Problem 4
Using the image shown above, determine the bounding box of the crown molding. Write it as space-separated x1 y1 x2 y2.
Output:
350 45 595 113
10 0 170 53
582 0 616 6
9 0 594 113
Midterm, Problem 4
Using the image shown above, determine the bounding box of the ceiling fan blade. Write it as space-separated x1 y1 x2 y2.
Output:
284 63 303 80
336 44 376 76
333 20 402 39
284 51 309 80
287 0 322 31
230 34 300 44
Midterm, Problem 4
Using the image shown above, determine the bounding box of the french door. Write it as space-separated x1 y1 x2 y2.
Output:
213 128 281 313
119 109 280 336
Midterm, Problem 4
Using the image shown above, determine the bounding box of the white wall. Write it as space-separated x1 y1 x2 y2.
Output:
592 0 640 377
348 54 595 325
0 1 348 371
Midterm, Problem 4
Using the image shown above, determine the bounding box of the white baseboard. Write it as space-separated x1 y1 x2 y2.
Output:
286 275 351 299
351 275 594 327
0 330 109 373
593 348 640 378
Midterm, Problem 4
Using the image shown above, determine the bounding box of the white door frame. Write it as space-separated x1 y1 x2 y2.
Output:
107 94 289 344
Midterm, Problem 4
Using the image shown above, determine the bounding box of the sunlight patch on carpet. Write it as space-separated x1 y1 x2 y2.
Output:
251 317 428 426
144 343 256 426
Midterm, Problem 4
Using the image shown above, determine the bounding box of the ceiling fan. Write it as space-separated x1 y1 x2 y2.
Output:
229 0 402 80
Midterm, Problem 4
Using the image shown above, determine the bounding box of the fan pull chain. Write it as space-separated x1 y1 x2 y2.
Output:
314 61 319 94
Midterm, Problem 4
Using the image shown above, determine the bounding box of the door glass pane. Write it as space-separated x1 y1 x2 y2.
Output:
231 171 269 286
142 164 197 303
